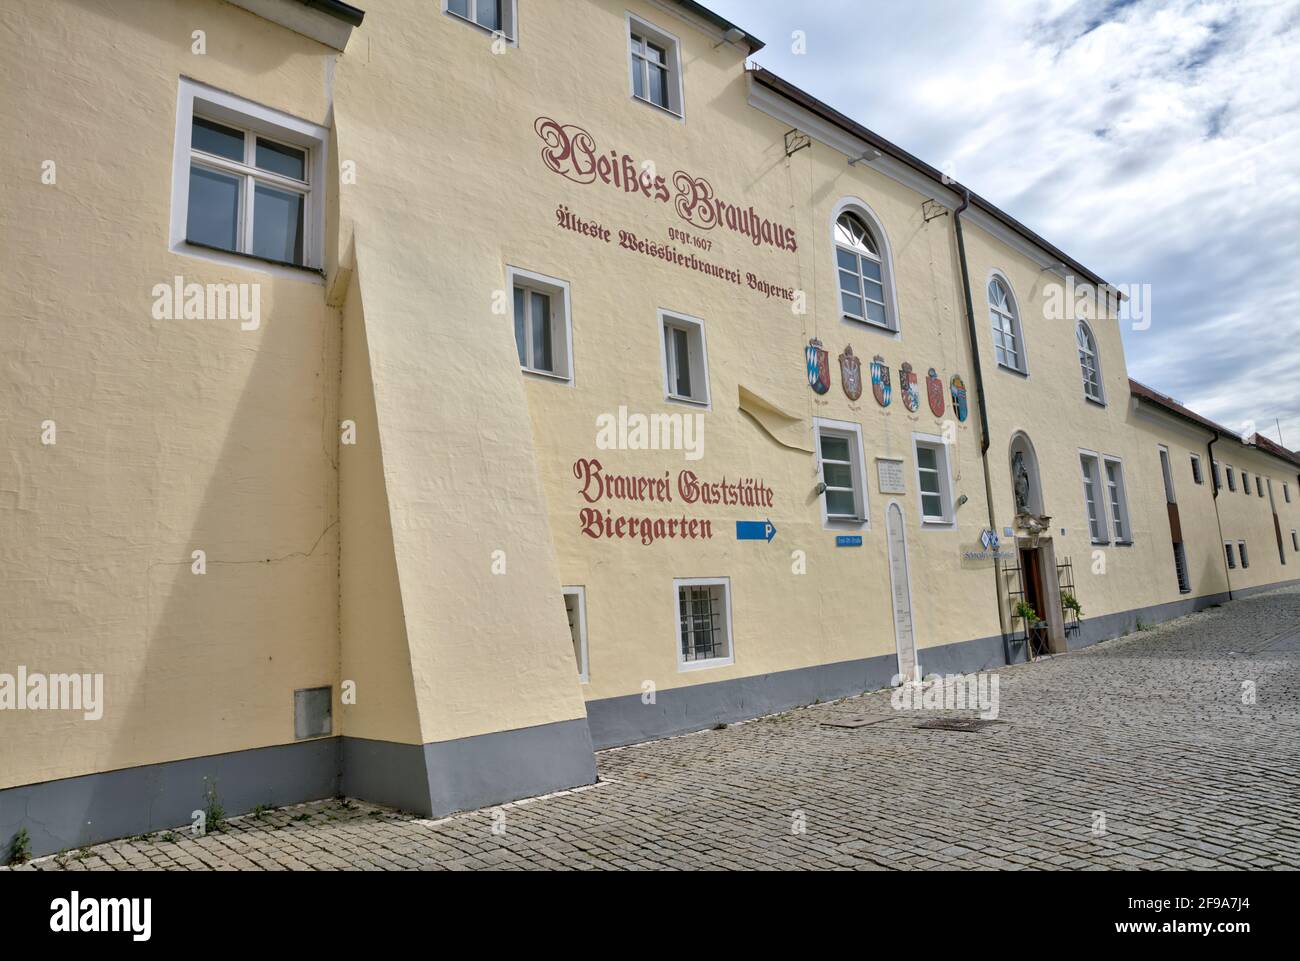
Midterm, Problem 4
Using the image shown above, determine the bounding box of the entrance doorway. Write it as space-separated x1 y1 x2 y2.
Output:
1015 537 1067 658
1020 546 1050 658
886 502 919 682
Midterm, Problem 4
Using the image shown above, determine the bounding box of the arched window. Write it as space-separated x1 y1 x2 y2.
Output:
988 277 1025 373
835 211 893 330
1076 320 1103 403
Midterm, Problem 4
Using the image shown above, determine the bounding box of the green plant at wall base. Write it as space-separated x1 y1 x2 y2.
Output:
1013 600 1039 623
1060 592 1083 617
203 781 226 834
7 828 31 865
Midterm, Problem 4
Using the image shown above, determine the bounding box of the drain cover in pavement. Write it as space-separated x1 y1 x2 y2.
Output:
914 718 1005 732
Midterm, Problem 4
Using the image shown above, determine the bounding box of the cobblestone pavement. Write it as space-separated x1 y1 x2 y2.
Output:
13 587 1300 871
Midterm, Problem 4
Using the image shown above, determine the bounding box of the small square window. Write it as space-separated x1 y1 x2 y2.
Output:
628 16 684 117
1190 454 1203 485
444 0 516 40
815 419 869 528
660 311 710 406
913 435 955 526
508 267 573 382
563 587 588 684
171 79 327 271
674 578 733 671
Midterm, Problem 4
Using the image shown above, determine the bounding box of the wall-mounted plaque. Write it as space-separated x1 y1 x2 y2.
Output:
876 457 906 494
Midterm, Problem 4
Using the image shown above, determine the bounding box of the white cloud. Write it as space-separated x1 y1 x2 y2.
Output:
709 0 1300 448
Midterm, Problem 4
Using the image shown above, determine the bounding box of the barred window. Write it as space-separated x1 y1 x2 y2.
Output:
675 578 733 670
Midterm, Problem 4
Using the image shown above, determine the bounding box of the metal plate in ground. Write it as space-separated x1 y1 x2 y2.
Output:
821 717 898 729
913 717 1005 732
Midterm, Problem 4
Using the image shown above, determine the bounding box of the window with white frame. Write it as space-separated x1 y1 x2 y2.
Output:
1212 459 1222 489
1226 466 1236 491
988 276 1025 373
172 79 328 270
1292 530 1298 552
508 267 573 382
1080 452 1106 543
660 311 709 406
1285 483 1291 503
1076 320 1103 402
1224 542 1236 569
815 419 868 527
1190 454 1203 485
562 587 588 683
444 0 515 40
628 16 683 116
1104 457 1133 543
835 211 893 329
913 435 955 525
1157 446 1176 504
1256 475 1264 497
674 578 733 670
1239 540 1249 568
1242 471 1250 495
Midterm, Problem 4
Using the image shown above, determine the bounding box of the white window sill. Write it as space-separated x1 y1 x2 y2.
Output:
842 313 898 335
633 95 682 120
521 366 572 385
666 392 709 409
445 11 516 44
677 655 734 673
1084 394 1107 408
997 362 1029 377
919 517 956 531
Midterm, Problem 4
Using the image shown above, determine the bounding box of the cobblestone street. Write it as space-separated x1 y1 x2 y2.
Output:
14 587 1300 871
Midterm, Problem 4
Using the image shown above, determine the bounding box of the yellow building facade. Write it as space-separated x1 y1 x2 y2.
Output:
2 0 1297 857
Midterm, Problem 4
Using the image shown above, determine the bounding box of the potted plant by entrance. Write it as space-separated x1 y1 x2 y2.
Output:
1013 600 1049 658
1060 591 1083 637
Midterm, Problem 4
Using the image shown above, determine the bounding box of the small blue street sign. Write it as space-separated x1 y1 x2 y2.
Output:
836 535 863 547
736 520 777 542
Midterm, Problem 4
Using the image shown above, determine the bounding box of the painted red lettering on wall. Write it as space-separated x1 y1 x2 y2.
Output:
534 116 798 253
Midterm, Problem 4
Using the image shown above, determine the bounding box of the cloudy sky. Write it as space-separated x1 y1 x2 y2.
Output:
707 0 1300 448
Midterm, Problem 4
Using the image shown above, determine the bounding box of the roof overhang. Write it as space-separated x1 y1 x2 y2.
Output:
226 0 365 50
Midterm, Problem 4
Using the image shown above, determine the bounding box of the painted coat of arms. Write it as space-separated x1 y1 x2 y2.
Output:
950 374 969 423
870 354 891 407
899 362 920 413
839 345 862 401
806 338 830 395
926 368 945 417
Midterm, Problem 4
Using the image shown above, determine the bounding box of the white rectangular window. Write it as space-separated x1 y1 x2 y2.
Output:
1190 454 1203 485
913 434 955 526
1157 446 1175 504
1080 452 1106 543
563 587 588 683
674 578 733 671
1224 542 1236 569
1104 457 1133 543
628 16 684 117
171 79 328 271
1242 471 1250 496
444 0 516 40
1285 483 1291 503
815 419 868 528
1212 460 1222 489
1226 466 1236 492
508 267 573 382
1256 476 1264 497
659 310 709 406
1239 540 1249 569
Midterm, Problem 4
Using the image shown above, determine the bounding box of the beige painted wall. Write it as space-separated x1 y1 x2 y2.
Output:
0 0 340 788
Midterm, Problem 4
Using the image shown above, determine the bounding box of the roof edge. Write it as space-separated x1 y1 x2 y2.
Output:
1130 379 1300 470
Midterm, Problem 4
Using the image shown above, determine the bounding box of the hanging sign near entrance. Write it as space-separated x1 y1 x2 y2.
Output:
899 362 920 412
806 338 830 395
926 368 945 417
961 528 1015 566
876 457 906 494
